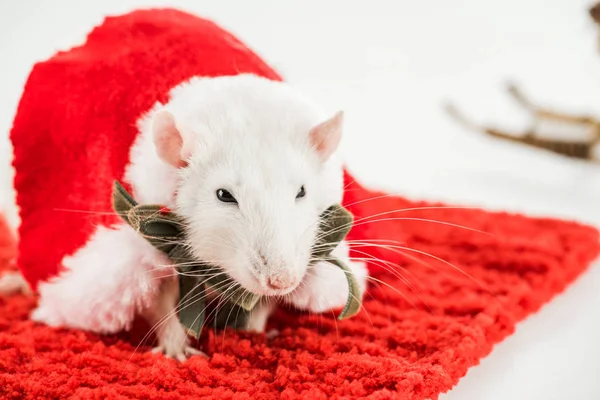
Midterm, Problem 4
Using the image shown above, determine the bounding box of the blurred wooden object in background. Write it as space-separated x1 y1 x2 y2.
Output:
445 2 600 163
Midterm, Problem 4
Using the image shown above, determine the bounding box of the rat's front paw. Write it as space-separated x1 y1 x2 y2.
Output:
151 343 206 362
154 319 207 362
290 260 363 314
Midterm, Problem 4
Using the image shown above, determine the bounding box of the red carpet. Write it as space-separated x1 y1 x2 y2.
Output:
1 8 599 400
0 181 598 399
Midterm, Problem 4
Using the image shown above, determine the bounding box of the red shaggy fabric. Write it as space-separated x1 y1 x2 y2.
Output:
1 188 598 399
2 8 599 400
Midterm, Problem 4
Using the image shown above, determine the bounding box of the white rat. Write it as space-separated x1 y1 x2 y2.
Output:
13 73 367 361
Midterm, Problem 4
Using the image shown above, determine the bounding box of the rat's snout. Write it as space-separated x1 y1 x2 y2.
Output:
252 249 302 294
266 270 299 291
247 208 312 295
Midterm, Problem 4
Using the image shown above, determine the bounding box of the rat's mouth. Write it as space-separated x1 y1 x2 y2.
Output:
261 283 299 297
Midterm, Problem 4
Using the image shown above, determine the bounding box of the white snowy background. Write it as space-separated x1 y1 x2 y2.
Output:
1 1 599 399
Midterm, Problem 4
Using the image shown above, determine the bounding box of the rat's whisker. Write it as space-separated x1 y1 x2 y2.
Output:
360 242 490 293
343 178 357 191
343 247 423 297
150 269 231 281
221 290 249 346
153 277 232 337
297 203 347 240
309 238 402 253
342 193 479 212
313 215 492 245
203 281 243 328
52 208 119 216
342 238 402 245
308 262 420 313
146 259 230 273
354 243 478 300
203 284 246 341
177 280 240 351
182 278 243 347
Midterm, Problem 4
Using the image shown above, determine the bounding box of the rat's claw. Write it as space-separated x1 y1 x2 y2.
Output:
185 346 208 358
151 345 208 362
266 329 279 340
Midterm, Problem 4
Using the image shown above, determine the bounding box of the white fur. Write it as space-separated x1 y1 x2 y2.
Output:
32 224 170 333
288 241 367 313
31 73 367 359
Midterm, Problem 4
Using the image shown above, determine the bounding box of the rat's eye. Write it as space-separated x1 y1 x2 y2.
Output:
296 185 306 199
216 189 237 204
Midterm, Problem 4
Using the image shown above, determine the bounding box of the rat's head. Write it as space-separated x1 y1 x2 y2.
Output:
151 74 344 296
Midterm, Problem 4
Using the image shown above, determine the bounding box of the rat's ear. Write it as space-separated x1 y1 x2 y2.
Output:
152 110 189 168
309 111 343 161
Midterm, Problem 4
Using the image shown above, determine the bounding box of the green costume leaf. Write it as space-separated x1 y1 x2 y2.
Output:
112 180 362 338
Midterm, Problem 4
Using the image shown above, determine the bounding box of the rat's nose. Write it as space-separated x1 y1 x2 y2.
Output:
267 275 297 290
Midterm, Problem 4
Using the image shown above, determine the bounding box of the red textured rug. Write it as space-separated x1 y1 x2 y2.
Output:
0 176 598 399
1 8 599 400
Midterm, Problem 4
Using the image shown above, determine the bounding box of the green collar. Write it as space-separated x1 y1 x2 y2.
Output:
112 181 361 338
